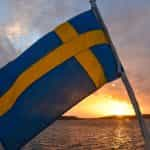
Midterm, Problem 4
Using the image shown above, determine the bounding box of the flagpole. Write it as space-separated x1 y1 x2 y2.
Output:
89 0 150 149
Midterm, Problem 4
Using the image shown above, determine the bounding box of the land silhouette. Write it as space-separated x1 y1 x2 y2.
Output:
60 114 150 120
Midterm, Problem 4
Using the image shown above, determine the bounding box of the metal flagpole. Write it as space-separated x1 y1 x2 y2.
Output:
89 0 150 149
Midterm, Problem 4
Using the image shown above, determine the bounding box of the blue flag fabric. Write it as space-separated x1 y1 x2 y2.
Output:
0 10 120 149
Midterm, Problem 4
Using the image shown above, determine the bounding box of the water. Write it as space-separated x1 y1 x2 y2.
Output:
22 119 150 150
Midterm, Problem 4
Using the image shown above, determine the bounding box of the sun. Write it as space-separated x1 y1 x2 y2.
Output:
85 95 135 117
65 94 135 118
91 97 135 117
108 100 133 116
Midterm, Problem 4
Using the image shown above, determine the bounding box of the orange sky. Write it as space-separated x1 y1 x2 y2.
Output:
65 79 145 118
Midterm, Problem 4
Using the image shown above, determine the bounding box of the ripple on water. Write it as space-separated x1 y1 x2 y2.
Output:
20 119 149 149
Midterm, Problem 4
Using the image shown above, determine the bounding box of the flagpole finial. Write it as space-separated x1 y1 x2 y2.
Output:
89 0 96 2
89 0 98 11
89 0 96 6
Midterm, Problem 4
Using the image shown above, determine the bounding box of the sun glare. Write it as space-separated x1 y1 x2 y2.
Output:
108 101 133 116
65 94 135 118
90 97 135 117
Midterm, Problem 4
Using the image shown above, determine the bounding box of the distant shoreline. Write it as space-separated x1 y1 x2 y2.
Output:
59 114 150 120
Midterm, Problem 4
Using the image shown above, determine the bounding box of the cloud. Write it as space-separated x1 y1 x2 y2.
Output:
98 0 150 103
0 0 89 52
0 31 17 68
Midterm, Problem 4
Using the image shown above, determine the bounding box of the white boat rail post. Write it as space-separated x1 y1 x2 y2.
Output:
89 0 150 149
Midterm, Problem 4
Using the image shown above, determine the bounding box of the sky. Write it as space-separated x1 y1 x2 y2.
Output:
0 0 150 118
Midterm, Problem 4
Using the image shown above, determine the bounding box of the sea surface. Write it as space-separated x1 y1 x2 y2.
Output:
23 119 150 150
1 119 150 150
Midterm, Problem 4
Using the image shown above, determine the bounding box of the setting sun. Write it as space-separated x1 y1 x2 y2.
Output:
105 100 134 116
65 94 135 118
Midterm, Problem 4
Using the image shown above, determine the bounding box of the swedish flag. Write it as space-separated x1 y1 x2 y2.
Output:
0 10 120 149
